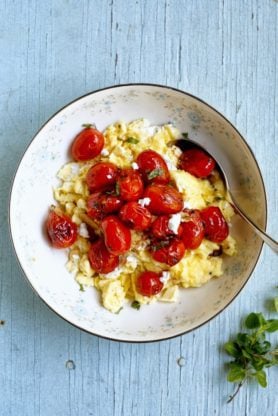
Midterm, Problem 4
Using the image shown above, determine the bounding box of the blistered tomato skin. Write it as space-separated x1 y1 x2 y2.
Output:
86 162 118 192
143 184 183 215
181 209 205 249
88 239 119 274
101 215 131 255
179 148 216 178
136 150 170 184
200 206 229 243
87 192 123 220
46 210 77 248
151 239 185 266
71 126 104 161
119 202 152 231
136 271 164 297
151 215 183 239
118 169 144 202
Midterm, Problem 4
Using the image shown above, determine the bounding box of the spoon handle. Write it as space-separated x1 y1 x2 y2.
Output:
230 195 278 253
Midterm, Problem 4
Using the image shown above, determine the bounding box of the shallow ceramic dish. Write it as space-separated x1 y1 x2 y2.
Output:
9 84 266 342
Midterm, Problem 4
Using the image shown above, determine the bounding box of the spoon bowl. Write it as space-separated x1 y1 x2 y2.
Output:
169 137 278 253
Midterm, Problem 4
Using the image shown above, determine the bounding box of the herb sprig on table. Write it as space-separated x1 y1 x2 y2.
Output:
224 312 278 403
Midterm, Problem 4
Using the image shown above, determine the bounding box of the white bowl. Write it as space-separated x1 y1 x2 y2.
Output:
9 84 266 342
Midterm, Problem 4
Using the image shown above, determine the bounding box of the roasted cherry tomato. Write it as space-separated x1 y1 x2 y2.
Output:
119 202 152 231
136 271 163 297
71 125 104 161
179 148 216 178
181 209 205 249
136 150 170 184
46 209 77 248
200 206 229 243
88 239 119 274
143 184 183 215
151 238 185 266
117 168 144 201
151 215 183 239
86 162 118 192
101 215 131 255
87 192 123 220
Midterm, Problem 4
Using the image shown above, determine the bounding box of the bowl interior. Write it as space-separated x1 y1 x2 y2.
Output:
10 85 266 342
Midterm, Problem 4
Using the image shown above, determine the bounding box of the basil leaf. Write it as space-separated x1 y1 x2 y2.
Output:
147 168 164 180
126 137 139 144
131 300 141 310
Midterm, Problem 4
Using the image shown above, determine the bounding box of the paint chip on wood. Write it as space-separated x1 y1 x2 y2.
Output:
177 357 185 367
66 360 76 370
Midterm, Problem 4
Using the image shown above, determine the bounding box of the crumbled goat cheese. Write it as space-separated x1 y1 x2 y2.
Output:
131 162 139 170
168 213 182 234
138 197 151 208
101 149 109 156
100 267 123 279
126 254 138 268
79 223 89 238
160 271 170 284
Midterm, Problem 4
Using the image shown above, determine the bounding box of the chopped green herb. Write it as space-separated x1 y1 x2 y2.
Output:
79 283 85 292
131 300 141 310
0 320 5 326
274 297 278 313
115 182 120 196
82 123 95 129
147 168 164 180
126 137 139 144
152 240 169 251
115 307 123 314
224 312 278 403
182 132 189 139
215 196 224 202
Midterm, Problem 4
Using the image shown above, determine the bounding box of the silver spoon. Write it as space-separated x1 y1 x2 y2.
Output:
168 137 278 253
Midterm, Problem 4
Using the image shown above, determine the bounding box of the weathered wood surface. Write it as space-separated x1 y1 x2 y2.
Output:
0 1 277 415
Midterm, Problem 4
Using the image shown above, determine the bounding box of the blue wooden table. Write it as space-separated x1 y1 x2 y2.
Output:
0 1 277 415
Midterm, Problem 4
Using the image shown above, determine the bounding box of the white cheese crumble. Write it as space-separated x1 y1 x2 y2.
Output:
101 149 109 156
168 213 182 234
163 156 177 171
131 162 139 170
126 254 138 268
100 267 123 279
160 271 170 284
107 174 112 179
183 200 192 209
138 197 151 208
79 223 89 238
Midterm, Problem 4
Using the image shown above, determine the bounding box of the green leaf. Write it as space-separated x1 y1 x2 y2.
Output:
265 319 278 333
147 168 164 180
126 137 139 144
82 123 95 129
78 283 85 292
236 333 249 346
241 349 252 360
115 182 120 196
255 370 267 387
253 340 271 354
182 132 188 139
224 342 240 358
245 313 261 329
227 366 246 383
131 300 141 310
274 297 278 313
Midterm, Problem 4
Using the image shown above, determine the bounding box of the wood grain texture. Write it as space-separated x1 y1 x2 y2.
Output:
0 1 277 415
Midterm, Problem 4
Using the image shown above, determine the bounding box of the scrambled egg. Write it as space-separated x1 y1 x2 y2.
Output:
54 119 236 313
